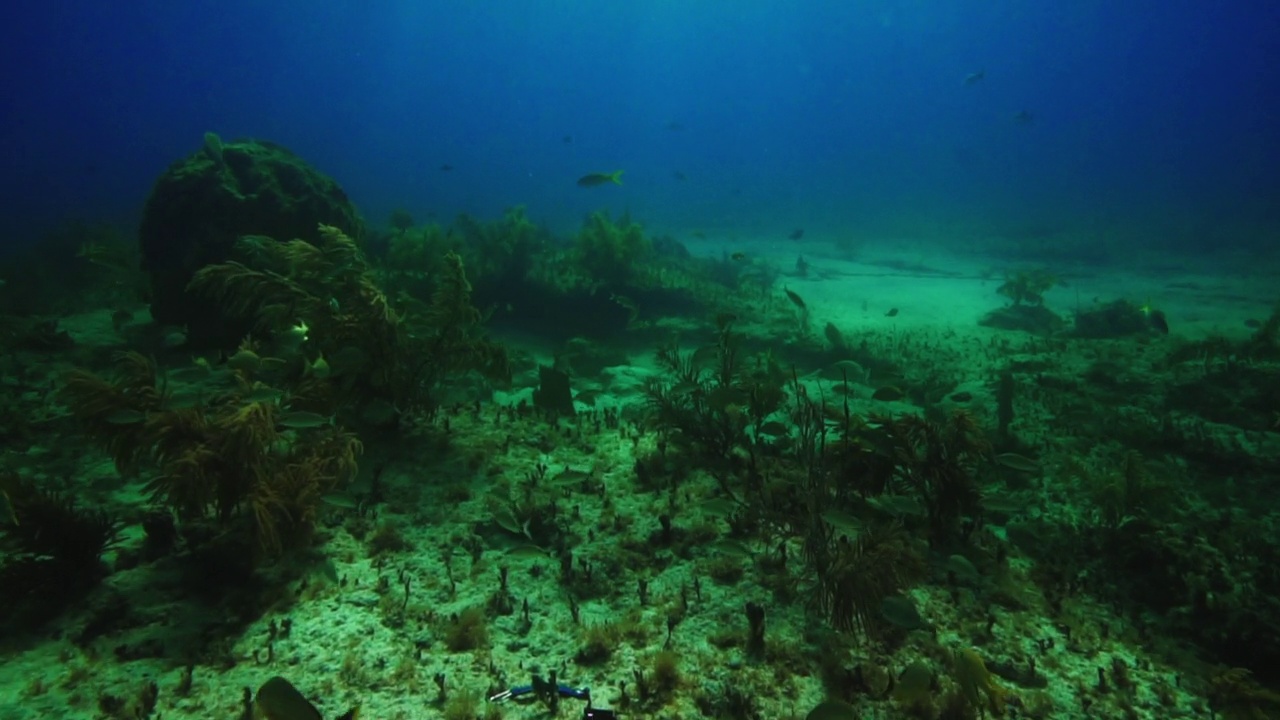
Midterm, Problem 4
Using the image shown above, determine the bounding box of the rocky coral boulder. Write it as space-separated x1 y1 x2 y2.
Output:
138 135 362 343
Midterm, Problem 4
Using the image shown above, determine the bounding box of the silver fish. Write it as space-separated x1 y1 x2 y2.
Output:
277 411 332 429
994 453 1041 473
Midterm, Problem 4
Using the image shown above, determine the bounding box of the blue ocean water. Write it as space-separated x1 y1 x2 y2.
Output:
2 1 1276 252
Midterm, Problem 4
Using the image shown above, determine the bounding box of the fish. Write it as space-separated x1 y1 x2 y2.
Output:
981 494 1026 517
562 135 573 144
277 411 333 429
286 321 309 344
994 452 1041 473
884 308 899 317
167 364 211 383
707 385 749 411
783 287 806 311
321 493 360 509
254 676 358 720
866 494 926 518
871 386 905 402
1148 309 1169 335
880 594 930 631
893 663 934 704
104 409 148 425
730 252 748 262
820 508 862 536
609 293 639 324
710 539 753 559
505 544 551 560
813 360 868 384
946 554 982 584
807 701 857 720
964 69 985 86
306 354 331 380
1013 110 1034 125
244 386 286 403
787 229 804 240
672 171 687 181
327 346 369 373
76 242 128 270
830 383 858 397
576 170 624 187
551 468 593 486
358 398 400 427
0 489 17 526
671 379 702 396
700 498 739 518
757 420 790 436
573 389 602 406
111 309 134 332
165 390 209 409
226 349 261 372
439 164 453 171
316 558 340 584
492 505 533 540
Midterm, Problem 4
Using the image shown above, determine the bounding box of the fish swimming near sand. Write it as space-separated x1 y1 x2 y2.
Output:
577 170 624 187
254 676 358 720
1148 309 1169 334
783 287 807 311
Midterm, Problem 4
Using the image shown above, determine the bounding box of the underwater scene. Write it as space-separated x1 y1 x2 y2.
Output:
2 3 1280 720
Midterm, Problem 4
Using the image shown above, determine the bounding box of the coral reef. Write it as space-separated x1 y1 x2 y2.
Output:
11 156 1280 719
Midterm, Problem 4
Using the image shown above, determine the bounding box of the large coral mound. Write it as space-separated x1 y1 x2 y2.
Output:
138 136 363 339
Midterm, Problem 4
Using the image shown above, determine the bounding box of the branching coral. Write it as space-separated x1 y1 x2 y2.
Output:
0 472 118 630
892 410 991 544
60 353 362 557
453 205 550 286
572 210 651 289
190 225 400 392
823 409 989 545
642 319 770 470
188 224 507 417
60 351 167 472
396 251 511 410
810 522 924 635
996 268 1058 307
